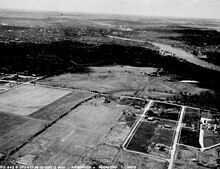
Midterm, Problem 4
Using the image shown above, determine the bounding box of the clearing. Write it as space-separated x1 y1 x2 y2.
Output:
0 84 71 116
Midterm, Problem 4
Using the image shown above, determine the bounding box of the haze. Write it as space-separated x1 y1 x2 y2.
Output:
0 0 220 19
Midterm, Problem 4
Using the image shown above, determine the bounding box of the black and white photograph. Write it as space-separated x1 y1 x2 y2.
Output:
0 0 220 168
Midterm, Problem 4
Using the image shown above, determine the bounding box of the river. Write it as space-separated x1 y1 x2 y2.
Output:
152 42 220 71
107 35 220 72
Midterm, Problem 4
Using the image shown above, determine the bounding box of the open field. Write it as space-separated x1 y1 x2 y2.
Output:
0 111 29 136
38 66 158 94
0 118 49 155
0 88 95 159
29 91 95 121
0 84 71 116
5 98 122 166
38 66 207 98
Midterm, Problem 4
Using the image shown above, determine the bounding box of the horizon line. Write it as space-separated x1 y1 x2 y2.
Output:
0 7 220 21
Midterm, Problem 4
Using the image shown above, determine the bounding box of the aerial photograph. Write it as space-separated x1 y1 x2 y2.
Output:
0 0 220 168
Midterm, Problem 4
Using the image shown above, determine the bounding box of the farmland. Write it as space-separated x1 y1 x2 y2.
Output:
0 84 71 116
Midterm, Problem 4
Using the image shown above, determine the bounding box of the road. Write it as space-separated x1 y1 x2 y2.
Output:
122 100 153 149
199 118 205 151
168 106 185 169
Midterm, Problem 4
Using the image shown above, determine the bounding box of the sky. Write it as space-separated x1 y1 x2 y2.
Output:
0 0 220 19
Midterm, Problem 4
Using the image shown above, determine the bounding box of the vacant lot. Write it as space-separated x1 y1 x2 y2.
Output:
0 84 71 116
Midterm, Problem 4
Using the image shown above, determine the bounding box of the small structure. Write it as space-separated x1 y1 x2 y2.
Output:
163 124 172 129
154 143 169 151
147 117 154 121
134 105 142 109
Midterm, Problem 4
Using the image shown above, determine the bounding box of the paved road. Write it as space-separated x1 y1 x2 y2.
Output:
168 106 185 169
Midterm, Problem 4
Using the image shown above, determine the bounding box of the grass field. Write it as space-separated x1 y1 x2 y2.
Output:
38 66 205 98
0 89 95 158
126 122 158 153
0 119 49 155
29 91 95 121
7 98 122 166
0 111 29 136
0 84 71 116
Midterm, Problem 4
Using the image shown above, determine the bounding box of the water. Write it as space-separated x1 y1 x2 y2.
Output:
152 42 220 71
